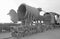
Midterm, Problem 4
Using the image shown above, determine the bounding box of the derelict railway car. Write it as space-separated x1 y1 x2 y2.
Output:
43 12 60 25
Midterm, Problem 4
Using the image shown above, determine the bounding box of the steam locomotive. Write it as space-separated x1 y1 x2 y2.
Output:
16 3 60 25
7 3 60 38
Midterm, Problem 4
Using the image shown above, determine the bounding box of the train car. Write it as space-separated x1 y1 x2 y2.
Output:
43 12 60 25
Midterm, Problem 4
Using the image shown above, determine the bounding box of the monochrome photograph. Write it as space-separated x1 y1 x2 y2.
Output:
0 0 60 39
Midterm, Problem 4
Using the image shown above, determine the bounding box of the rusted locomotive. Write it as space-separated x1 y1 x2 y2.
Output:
7 3 60 29
17 3 60 25
4 3 60 38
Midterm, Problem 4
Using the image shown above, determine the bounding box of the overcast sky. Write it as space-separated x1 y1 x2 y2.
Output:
0 0 60 23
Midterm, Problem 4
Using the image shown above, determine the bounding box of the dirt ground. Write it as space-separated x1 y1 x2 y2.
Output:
0 29 60 39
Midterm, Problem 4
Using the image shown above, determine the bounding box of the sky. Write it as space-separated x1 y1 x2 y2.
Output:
0 0 60 23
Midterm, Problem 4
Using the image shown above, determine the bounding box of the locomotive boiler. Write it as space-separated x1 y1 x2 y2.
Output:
17 3 43 25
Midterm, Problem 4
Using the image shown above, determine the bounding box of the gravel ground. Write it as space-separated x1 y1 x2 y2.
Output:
19 29 60 39
0 32 11 39
0 29 60 39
